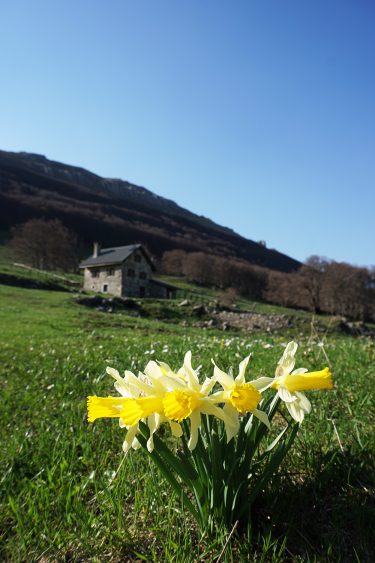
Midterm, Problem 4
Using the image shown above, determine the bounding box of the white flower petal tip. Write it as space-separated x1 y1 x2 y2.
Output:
106 367 120 378
184 350 192 363
237 354 251 382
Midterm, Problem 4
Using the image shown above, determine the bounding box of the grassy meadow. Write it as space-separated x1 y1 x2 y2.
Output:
0 272 374 561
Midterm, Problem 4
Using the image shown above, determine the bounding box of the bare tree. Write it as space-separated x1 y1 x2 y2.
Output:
11 218 78 272
161 250 187 275
297 256 328 312
163 249 375 322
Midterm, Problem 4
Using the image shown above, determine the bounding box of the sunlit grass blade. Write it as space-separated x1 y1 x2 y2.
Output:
247 422 300 508
137 423 200 523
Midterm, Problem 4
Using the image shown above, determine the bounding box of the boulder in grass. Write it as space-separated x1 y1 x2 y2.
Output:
192 304 207 316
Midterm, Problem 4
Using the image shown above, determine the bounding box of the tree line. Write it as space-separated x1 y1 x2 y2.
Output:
161 250 375 322
9 218 375 322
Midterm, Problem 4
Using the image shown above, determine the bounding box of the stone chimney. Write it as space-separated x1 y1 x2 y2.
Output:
93 242 100 258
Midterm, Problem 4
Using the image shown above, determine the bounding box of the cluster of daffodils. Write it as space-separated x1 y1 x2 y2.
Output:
87 342 333 453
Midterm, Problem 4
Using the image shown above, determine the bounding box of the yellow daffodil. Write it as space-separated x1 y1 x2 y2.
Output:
86 346 335 533
213 355 270 440
262 341 333 423
159 351 237 450
88 366 180 453
87 352 235 452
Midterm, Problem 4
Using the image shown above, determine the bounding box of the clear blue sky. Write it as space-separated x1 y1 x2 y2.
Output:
1 0 374 267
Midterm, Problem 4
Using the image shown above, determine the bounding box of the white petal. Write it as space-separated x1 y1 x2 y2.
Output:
147 436 154 452
177 366 187 380
144 360 163 379
292 368 308 375
147 414 162 452
252 408 271 430
278 387 296 403
200 377 216 395
285 400 304 423
158 361 176 377
285 341 298 356
188 411 201 450
107 367 131 396
222 403 240 442
122 440 131 453
131 437 141 450
295 391 311 413
183 351 200 391
213 364 234 390
144 363 182 392
106 367 120 378
250 376 274 392
236 355 251 384
114 381 131 397
124 370 152 394
184 350 192 366
277 341 298 375
200 401 237 434
122 425 139 453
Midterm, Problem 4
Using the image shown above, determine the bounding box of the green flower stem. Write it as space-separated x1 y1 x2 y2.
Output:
137 422 200 523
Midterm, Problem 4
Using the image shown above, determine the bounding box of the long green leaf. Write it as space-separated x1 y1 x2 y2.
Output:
138 422 197 486
247 422 299 507
210 424 224 513
135 429 200 523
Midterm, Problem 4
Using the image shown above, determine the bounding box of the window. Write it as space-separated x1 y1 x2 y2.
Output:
102 284 108 293
127 269 135 277
135 255 141 263
107 268 115 276
139 272 147 280
91 270 99 278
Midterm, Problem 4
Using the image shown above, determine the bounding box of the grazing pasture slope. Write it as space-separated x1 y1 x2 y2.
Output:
0 282 374 561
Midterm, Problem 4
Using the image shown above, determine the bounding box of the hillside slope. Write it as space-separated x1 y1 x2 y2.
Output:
0 150 300 272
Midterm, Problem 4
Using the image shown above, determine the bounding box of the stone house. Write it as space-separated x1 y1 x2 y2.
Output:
79 243 176 299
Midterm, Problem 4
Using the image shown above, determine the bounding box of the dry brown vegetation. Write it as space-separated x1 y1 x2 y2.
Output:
11 218 78 272
162 250 375 322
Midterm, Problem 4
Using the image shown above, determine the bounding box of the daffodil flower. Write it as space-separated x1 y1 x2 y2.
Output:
87 352 236 452
213 355 270 440
88 366 180 453
262 341 333 423
86 346 335 533
159 351 237 450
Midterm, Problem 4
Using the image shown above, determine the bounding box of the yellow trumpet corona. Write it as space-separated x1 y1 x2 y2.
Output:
229 383 261 414
272 367 333 393
87 395 164 426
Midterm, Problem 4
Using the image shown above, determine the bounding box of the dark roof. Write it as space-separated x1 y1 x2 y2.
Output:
79 244 155 269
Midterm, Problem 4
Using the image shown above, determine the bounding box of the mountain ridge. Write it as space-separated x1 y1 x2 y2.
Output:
0 149 300 272
5 151 237 236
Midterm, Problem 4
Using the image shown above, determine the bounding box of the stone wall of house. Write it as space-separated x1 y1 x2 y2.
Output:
82 249 155 297
83 266 122 296
121 248 153 297
149 282 167 298
149 280 176 299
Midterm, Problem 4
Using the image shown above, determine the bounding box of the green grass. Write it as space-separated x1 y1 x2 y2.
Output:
0 283 374 561
0 260 81 289
160 275 326 323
